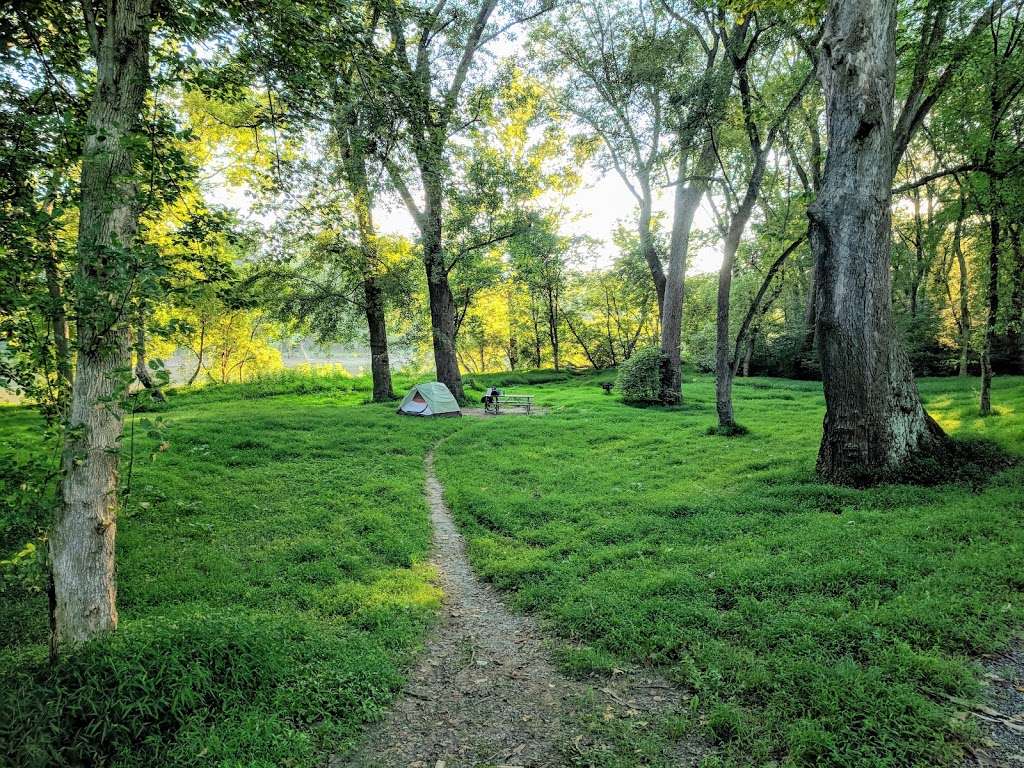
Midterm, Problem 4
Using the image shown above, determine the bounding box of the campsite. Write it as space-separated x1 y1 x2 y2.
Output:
3 0 1024 766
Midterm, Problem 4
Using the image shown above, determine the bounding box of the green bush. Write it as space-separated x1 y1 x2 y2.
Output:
616 346 666 404
1 612 293 767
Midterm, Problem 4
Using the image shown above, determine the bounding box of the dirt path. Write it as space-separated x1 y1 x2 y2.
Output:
345 446 702 768
965 640 1024 767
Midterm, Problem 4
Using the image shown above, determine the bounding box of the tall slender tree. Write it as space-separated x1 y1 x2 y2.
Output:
380 0 550 402
51 0 154 650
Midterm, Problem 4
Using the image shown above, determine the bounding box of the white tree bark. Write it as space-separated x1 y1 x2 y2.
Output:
52 0 152 650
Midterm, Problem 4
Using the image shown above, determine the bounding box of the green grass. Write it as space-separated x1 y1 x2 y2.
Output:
1 376 460 767
435 373 1024 767
2 369 1022 767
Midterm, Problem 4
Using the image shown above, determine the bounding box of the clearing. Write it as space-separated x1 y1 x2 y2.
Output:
2 370 1023 768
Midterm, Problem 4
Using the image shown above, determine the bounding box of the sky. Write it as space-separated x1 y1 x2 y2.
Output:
371 161 724 275
213 151 724 275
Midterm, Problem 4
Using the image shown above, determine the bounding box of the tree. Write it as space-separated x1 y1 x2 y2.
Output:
378 0 551 402
710 14 810 429
534 1 672 315
656 2 733 405
51 0 154 650
808 0 953 482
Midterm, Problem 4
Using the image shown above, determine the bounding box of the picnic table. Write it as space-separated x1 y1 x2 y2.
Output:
483 390 534 415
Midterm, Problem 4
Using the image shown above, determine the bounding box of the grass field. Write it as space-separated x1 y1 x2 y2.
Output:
0 373 460 767
1 369 1022 767
438 372 1024 767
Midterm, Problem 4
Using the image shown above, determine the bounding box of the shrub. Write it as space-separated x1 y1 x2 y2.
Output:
617 346 667 404
0 612 293 767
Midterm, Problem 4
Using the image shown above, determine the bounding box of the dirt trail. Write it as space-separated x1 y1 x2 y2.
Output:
965 640 1024 767
345 446 701 768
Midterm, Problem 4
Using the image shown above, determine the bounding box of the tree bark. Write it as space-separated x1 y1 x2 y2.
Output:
980 210 1000 415
808 0 945 484
364 276 394 401
713 32 808 428
658 156 709 404
638 185 667 319
52 0 152 651
419 155 465 401
338 107 395 403
953 200 971 376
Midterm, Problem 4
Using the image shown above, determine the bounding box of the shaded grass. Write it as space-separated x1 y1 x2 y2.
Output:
0 384 460 767
435 373 1024 767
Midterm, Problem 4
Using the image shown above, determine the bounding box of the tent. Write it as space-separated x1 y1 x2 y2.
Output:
396 381 462 418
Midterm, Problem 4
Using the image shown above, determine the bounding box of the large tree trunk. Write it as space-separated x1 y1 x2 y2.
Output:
420 163 465 401
52 0 152 652
808 0 945 484
339 115 396 403
658 158 707 405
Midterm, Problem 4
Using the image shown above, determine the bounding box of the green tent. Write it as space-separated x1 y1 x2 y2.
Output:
396 381 462 418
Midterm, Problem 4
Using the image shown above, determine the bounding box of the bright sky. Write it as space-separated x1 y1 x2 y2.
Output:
369 163 723 275
212 158 722 275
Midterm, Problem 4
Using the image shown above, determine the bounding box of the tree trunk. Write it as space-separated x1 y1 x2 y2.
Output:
52 0 152 652
808 0 945 484
529 293 543 367
715 224 742 427
546 285 560 371
420 161 465 401
133 304 164 400
338 114 396 403
953 201 971 376
638 187 667 320
742 323 756 377
364 276 394 401
715 148 772 429
799 262 817 357
658 157 708 405
188 320 206 385
507 288 519 370
732 236 806 375
980 210 999 415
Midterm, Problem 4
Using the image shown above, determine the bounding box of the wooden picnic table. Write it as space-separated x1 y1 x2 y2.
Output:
485 393 534 415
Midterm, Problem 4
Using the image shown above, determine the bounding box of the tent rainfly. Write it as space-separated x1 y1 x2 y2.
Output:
396 381 462 417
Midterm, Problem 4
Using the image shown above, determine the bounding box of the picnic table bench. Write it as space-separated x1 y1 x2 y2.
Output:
483 391 534 415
